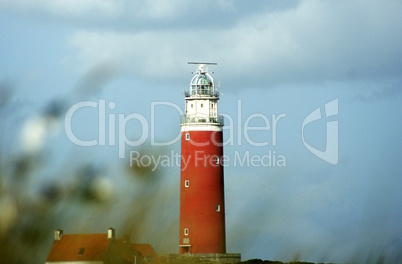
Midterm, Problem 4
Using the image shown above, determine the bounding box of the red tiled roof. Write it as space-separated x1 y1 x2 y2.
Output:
46 232 161 264
46 234 111 261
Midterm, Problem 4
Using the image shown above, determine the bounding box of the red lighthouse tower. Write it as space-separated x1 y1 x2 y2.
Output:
179 62 226 254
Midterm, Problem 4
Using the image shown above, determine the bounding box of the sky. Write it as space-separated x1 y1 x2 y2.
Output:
0 0 401 263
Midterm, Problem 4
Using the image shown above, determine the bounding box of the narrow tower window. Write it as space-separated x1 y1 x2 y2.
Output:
184 228 189 236
216 205 221 212
78 248 85 255
215 157 220 165
185 180 189 187
185 133 190 141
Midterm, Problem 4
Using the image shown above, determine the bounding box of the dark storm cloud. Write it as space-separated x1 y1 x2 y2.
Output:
74 1 402 90
2 0 400 90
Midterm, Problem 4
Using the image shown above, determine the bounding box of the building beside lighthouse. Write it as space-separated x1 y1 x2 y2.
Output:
178 63 240 263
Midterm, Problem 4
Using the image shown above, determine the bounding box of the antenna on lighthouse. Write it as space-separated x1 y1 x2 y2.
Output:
188 62 217 74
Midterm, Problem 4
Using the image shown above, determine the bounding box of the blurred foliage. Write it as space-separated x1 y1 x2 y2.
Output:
0 71 177 263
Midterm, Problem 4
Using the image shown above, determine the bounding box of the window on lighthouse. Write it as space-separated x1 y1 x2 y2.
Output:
216 205 221 212
184 228 189 236
185 133 190 141
185 180 189 187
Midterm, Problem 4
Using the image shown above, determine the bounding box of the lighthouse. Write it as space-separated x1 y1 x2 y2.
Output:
179 62 226 254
